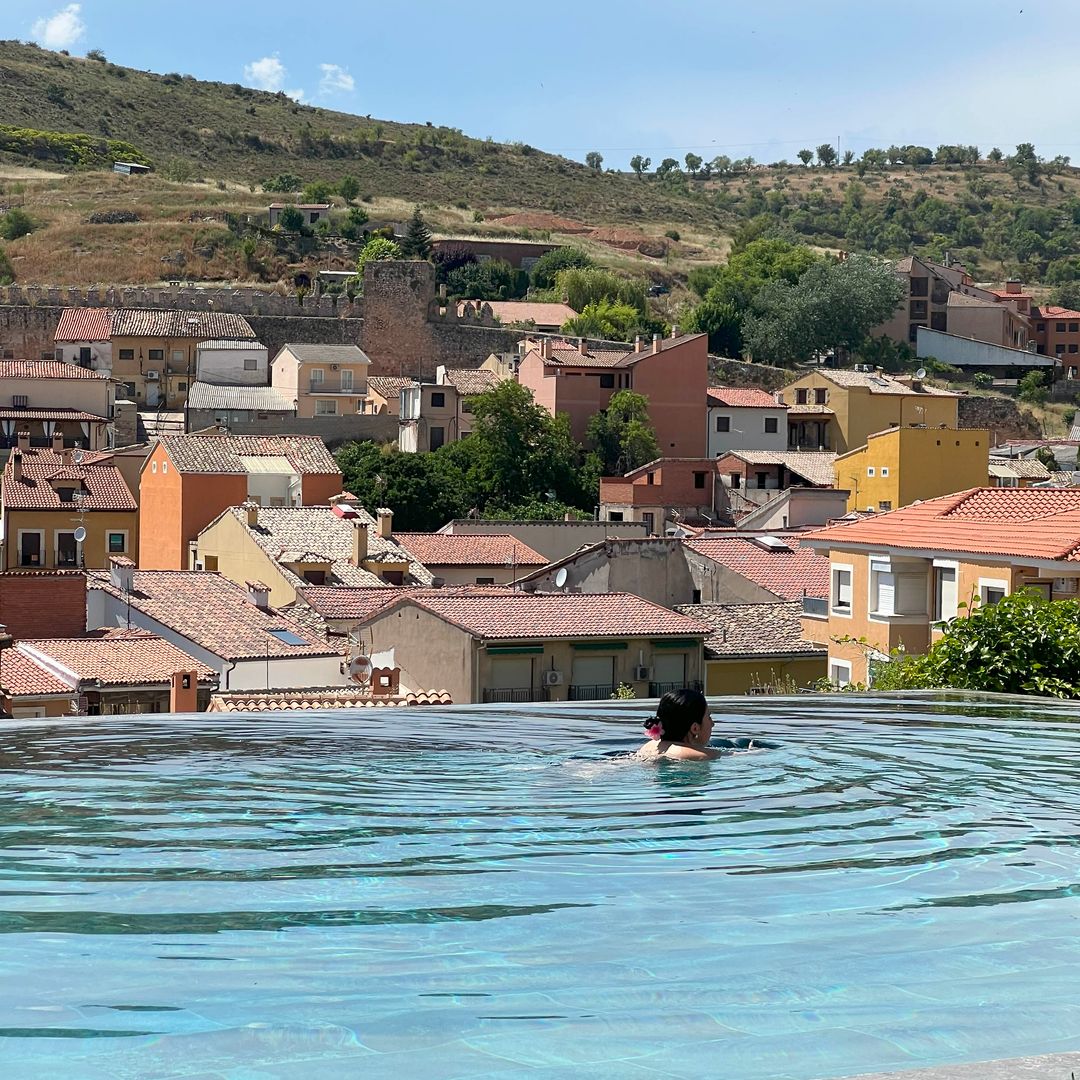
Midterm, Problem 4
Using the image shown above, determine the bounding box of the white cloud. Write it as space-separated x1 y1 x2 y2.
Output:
319 63 354 95
243 55 287 92
31 3 86 50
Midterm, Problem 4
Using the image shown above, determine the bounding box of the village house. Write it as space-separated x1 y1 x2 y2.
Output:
192 500 433 608
138 433 343 570
833 426 990 513
988 456 1051 487
674 601 826 694
398 365 502 452
716 450 838 513
296 588 711 704
271 344 372 419
517 332 708 456
53 308 113 372
393 532 547 585
800 487 1080 686
184 383 296 432
0 628 215 718
2 432 138 570
781 369 960 454
268 203 331 227
0 359 115 451
366 377 412 417
195 339 270 385
87 558 345 691
946 292 1031 350
707 387 788 457
600 458 724 534
1032 305 1080 372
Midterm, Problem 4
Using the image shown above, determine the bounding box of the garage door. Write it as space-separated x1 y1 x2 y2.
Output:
570 655 615 699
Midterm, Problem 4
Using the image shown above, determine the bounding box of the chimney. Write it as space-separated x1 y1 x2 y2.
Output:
51 430 64 454
634 335 643 353
578 337 588 355
244 500 259 528
11 450 21 482
169 670 199 713
245 580 271 609
774 390 785 405
109 554 135 595
1005 279 1022 295
541 338 553 360
16 430 29 452
652 333 662 355
376 507 393 539
670 323 679 339
352 520 369 566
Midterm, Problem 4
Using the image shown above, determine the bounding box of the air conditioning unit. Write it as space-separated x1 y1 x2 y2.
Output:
145 370 160 380
542 670 564 687
633 665 652 681
331 364 340 371
1055 577 1079 594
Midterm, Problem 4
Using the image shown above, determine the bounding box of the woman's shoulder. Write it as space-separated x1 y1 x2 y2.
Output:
662 744 722 761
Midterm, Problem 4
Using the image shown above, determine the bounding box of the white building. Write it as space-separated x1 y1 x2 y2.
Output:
707 387 788 457
195 339 270 386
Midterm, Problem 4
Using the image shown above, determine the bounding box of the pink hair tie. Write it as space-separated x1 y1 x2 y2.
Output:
645 723 663 740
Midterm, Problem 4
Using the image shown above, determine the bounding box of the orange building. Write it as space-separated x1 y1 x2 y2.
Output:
138 433 343 569
516 333 708 457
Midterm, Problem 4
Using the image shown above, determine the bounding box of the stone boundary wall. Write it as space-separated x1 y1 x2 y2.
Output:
957 394 1042 441
708 357 792 392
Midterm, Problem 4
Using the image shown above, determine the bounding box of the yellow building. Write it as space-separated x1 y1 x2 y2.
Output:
1 433 138 569
834 426 991 513
782 369 960 454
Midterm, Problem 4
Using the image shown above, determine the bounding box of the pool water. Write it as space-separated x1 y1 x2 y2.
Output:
2 695 1080 1079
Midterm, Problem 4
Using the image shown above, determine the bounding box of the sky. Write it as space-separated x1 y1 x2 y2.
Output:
6 0 1080 166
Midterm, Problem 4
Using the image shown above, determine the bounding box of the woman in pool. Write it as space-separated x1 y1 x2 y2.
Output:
635 688 722 761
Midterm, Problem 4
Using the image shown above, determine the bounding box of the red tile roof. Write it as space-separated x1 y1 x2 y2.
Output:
707 387 787 409
394 533 547 568
208 687 453 711
1035 306 1080 320
299 584 512 621
686 535 830 600
54 308 113 342
111 309 256 340
87 571 341 660
17 629 216 687
439 368 502 396
0 360 108 380
0 408 108 422
674 601 826 660
801 487 1080 562
157 434 339 475
3 448 137 512
0 649 75 698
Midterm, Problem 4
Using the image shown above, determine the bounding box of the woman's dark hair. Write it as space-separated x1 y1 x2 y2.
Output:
645 689 709 742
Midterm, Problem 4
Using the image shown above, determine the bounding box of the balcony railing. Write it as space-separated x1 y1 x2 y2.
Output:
648 679 703 697
482 687 550 704
568 683 616 701
308 380 361 394
802 596 829 617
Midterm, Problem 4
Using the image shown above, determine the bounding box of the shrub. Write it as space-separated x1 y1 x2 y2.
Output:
972 371 994 388
263 173 302 193
0 124 150 170
0 208 35 241
530 246 595 289
0 246 13 285
664 228 681 241
86 49 107 61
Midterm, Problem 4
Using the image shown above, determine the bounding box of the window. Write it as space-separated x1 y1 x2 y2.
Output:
303 570 326 585
430 426 446 451
642 512 655 533
107 532 126 553
1069 345 1078 354
1057 322 1066 332
162 460 168 473
715 415 731 432
475 577 495 585
910 300 927 319
979 578 1008 606
315 399 338 415
867 467 875 477
123 382 136 399
1071 323 1079 333
646 472 655 485
18 530 44 567
692 589 701 604
340 369 353 390
693 471 706 489
203 555 219 571
310 368 325 384
829 659 852 687
1057 344 1067 355
149 349 164 361
119 348 134 360
729 472 741 489
1037 322 1046 332
243 358 258 370
764 417 778 434
599 373 615 388
177 382 187 391
56 531 78 567
795 388 808 405
171 349 184 363
930 311 947 331
933 565 958 621
755 471 768 489
267 628 310 646
909 277 929 297
461 401 473 414
831 565 853 615
151 460 158 473
878 500 892 511
11 395 27 408
814 388 827 404
908 323 920 343
608 511 624 521
870 562 895 617
381 570 405 585
880 466 890 477
79 346 92 363
431 392 445 408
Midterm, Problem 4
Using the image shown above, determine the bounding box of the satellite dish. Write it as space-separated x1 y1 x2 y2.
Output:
554 567 568 589
915 367 927 380
348 654 373 685
73 526 87 543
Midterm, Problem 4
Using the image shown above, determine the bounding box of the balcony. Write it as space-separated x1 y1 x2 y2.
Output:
482 687 550 704
568 683 616 701
307 379 362 395
648 680 704 697
802 596 829 617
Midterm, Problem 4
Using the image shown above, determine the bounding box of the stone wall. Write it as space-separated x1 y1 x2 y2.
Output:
957 394 1042 441
708 357 792 391
246 314 364 358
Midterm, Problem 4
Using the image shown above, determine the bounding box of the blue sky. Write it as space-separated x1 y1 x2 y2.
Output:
8 0 1080 165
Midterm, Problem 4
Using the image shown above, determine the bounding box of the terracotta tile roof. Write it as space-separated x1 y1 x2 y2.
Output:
187 383 294 412
208 687 452 712
0 408 108 421
818 370 959 396
707 387 787 409
723 450 837 487
0 360 107 380
1034 306 1080 320
785 403 835 415
393 533 547 568
157 434 339 474
0 649 75 698
54 308 113 342
801 487 1080 563
391 591 711 641
368 377 412 400
686 535 830 600
16 629 216 687
439 368 501 396
457 300 578 326
277 344 371 365
528 334 705 370
299 584 511 621
226 505 432 589
2 447 137 511
990 288 1035 301
674 601 826 660
111 309 256 340
988 457 1051 480
86 571 341 660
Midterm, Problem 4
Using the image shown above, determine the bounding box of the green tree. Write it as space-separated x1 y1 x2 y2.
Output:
530 246 594 289
563 299 644 341
0 245 14 285
656 157 681 178
797 149 814 167
816 143 838 167
682 294 743 356
302 179 334 203
554 268 654 325
988 147 1003 163
337 175 360 202
339 205 370 241
444 259 526 301
584 390 660 477
684 152 703 177
630 154 651 179
263 173 302 193
842 149 854 166
400 205 433 259
1017 369 1049 405
356 235 402 275
585 151 603 170
1053 281 1080 309
278 205 305 232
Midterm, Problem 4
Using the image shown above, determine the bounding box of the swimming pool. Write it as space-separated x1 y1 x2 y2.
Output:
1 694 1079 1079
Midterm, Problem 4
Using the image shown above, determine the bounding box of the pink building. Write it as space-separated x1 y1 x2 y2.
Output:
516 333 708 457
